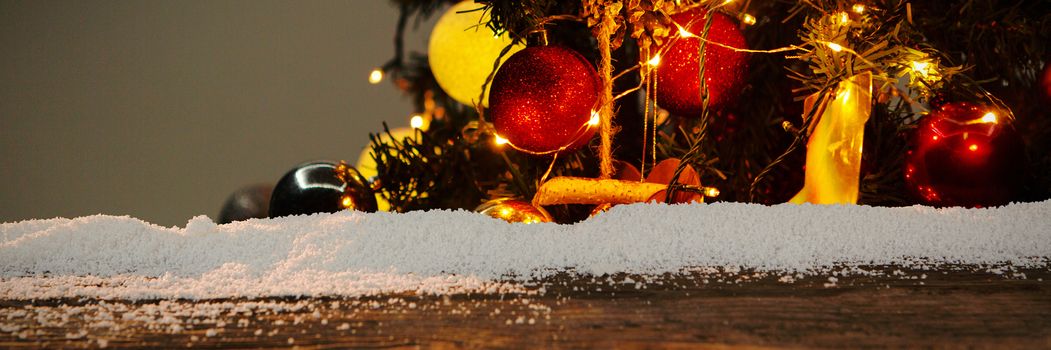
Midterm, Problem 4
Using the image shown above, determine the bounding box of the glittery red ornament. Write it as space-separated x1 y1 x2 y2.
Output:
489 46 600 154
904 102 1026 207
654 8 749 117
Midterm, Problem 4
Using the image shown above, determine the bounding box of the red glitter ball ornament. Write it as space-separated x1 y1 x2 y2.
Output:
904 102 1026 207
489 46 601 154
654 8 749 117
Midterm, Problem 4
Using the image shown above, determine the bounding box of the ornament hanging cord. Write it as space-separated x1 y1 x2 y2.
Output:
665 9 719 203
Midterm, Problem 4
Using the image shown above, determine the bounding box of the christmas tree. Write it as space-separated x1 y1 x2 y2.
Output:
270 0 1050 223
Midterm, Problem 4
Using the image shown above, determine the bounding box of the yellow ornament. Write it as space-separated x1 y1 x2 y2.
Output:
475 198 553 224
790 72 872 204
355 127 420 211
428 1 524 107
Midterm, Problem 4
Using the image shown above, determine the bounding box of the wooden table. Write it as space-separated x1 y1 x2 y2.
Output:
2 266 1049 348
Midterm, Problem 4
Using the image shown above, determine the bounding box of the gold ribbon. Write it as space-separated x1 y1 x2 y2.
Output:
790 72 873 205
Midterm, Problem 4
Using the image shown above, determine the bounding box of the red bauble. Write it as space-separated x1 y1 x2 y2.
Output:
904 102 1026 207
655 8 749 117
1040 60 1051 103
489 46 600 154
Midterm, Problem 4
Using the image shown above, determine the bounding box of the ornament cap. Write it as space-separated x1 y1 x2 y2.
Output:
527 28 549 46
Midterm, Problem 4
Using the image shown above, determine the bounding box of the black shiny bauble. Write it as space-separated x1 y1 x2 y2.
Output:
217 184 273 224
268 161 378 218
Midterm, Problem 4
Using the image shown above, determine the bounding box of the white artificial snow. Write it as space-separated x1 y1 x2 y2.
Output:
1 201 1050 299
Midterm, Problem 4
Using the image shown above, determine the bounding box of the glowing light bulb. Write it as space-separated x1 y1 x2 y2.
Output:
968 144 979 152
676 24 695 38
340 195 355 209
368 68 384 84
837 11 850 24
410 114 424 129
703 187 720 198
647 53 661 67
494 134 509 146
588 110 601 126
911 60 931 77
827 42 844 52
980 112 997 124
722 0 733 4
852 4 866 13
911 60 929 71
742 14 756 25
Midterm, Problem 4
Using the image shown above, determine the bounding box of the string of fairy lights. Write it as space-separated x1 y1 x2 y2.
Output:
362 0 1006 202
364 1 985 123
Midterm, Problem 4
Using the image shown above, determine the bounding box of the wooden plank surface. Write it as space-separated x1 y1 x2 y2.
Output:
1 266 1049 348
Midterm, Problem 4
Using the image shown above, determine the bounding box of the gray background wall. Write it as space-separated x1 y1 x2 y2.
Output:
0 0 434 226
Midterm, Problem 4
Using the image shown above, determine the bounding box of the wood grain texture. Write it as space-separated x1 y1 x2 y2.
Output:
2 267 1049 348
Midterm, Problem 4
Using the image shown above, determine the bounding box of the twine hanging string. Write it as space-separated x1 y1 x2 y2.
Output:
596 14 617 179
640 46 651 178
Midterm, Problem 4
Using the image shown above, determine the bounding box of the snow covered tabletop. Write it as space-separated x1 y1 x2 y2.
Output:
2 201 1049 299
1 202 1049 347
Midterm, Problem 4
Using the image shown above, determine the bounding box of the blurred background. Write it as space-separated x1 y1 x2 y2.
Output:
0 0 435 226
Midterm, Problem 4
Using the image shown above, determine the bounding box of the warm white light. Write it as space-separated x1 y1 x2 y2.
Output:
837 11 850 24
980 112 998 124
742 14 756 25
827 42 844 52
647 53 662 67
676 24 695 38
852 4 866 14
410 114 424 129
368 68 384 84
910 60 940 82
494 134 509 145
588 110 601 126
911 60 930 73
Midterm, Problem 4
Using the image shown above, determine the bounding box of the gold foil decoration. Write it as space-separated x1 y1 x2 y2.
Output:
790 72 872 204
534 177 671 206
533 159 712 207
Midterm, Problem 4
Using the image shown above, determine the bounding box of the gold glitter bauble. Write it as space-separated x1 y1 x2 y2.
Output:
475 198 553 224
428 1 523 107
